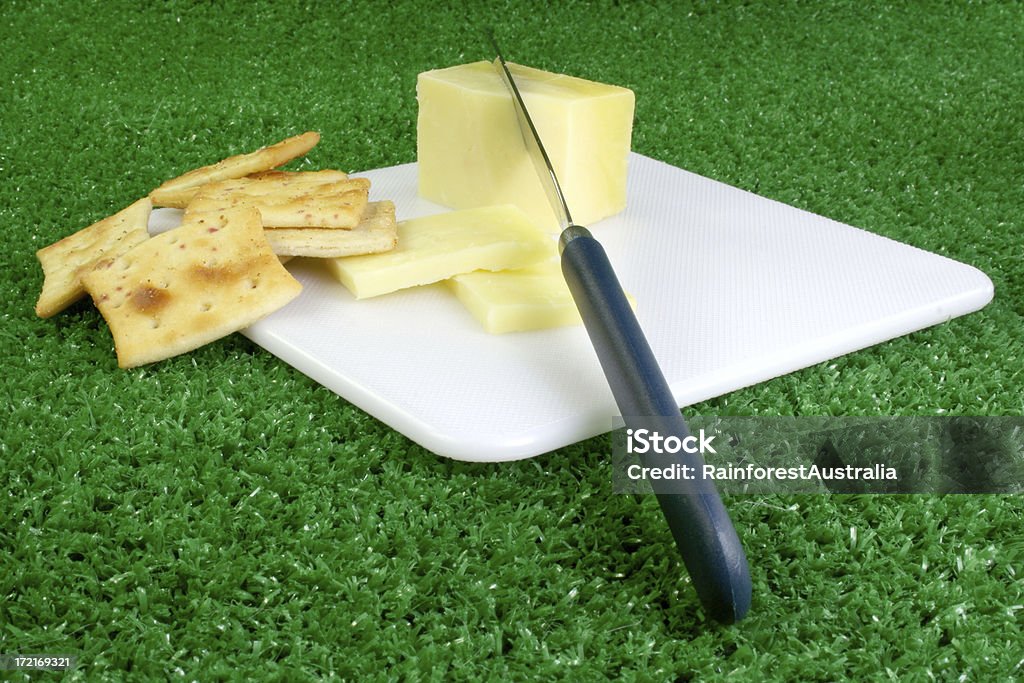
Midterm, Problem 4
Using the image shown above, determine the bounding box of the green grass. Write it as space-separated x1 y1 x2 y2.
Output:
2 1 1023 680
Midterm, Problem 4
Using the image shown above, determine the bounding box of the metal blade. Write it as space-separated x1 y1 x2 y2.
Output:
489 37 574 231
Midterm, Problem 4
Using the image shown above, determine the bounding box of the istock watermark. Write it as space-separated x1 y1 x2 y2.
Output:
612 416 1024 494
625 427 718 455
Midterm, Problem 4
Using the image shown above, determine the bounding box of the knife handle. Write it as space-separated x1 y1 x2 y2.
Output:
560 227 752 623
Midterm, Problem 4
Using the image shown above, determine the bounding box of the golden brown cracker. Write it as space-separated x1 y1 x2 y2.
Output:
35 197 152 318
184 175 370 229
82 207 301 368
263 201 397 258
149 131 320 208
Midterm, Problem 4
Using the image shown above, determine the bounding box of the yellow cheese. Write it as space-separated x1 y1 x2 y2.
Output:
417 61 635 232
449 259 637 334
325 205 550 299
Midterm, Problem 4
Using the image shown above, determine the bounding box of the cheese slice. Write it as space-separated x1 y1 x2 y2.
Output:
449 259 637 334
417 61 635 232
325 205 550 299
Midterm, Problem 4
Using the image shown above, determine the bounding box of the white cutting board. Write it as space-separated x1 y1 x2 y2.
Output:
150 153 993 462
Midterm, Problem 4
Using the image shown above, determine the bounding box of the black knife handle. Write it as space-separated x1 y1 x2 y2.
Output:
560 227 752 623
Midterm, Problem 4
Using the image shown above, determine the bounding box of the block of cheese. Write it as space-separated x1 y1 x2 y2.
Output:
417 61 635 232
449 259 637 334
325 205 550 299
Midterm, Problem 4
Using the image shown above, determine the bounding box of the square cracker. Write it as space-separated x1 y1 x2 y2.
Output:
149 131 320 209
263 201 398 258
82 207 301 368
184 175 371 229
35 197 152 318
245 169 349 183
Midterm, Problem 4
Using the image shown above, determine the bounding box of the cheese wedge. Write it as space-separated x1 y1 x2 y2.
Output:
449 259 637 334
417 61 635 232
325 205 550 299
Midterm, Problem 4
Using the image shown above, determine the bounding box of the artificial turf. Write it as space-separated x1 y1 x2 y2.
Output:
2 1 1022 680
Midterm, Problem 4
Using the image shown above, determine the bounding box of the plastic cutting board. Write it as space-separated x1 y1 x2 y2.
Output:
149 153 994 462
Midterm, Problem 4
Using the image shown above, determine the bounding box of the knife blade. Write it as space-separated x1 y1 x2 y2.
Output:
489 36 752 623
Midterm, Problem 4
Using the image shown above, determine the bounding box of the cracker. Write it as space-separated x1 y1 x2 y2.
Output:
183 176 371 229
263 201 398 258
82 207 301 368
246 169 349 182
35 197 152 318
149 131 320 208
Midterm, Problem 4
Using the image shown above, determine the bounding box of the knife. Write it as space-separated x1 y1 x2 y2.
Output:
490 37 752 623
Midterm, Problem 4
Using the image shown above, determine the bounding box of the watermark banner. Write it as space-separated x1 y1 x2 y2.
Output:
612 416 1024 494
